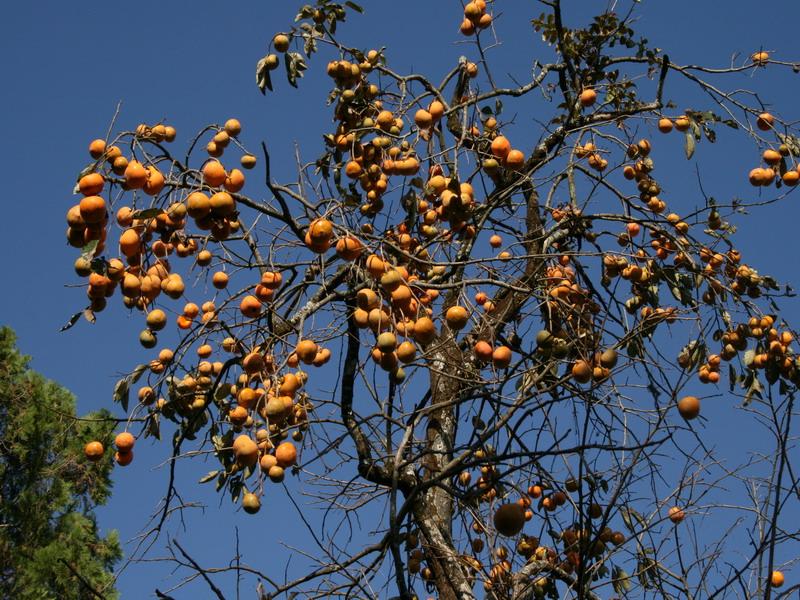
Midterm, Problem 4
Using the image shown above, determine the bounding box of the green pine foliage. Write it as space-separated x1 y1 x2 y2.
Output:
0 326 121 599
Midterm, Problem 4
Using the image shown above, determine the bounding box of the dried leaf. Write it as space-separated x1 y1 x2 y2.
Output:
684 131 695 159
60 311 83 332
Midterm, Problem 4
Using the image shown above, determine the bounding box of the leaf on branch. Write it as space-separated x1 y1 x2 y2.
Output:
146 414 161 440
113 363 147 412
256 55 274 94
742 371 762 406
199 470 220 484
59 310 83 332
80 239 99 261
620 506 645 533
131 208 164 220
285 52 308 88
777 133 800 155
743 349 755 367
612 566 632 593
344 1 364 13
684 131 695 160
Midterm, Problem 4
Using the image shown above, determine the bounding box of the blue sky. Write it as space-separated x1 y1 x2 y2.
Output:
2 1 800 597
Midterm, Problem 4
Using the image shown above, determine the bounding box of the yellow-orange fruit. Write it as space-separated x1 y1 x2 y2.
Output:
677 395 700 420
115 432 135 453
296 340 319 364
275 441 297 467
203 160 227 187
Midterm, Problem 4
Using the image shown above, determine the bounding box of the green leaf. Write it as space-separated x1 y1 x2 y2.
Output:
214 383 233 401
131 208 164 220
344 1 364 13
80 240 99 260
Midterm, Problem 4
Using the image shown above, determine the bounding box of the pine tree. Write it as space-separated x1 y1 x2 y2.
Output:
0 326 121 599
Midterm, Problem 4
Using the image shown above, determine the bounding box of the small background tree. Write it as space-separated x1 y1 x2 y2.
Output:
0 327 121 599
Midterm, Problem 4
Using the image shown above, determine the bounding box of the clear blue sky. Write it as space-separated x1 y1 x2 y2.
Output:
2 1 800 597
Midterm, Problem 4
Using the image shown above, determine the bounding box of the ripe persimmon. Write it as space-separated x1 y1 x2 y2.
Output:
232 434 258 466
146 309 167 331
296 339 319 364
273 34 290 52
668 506 685 524
203 160 227 187
490 135 511 159
275 441 297 467
115 450 134 466
505 149 525 170
571 360 592 383
756 112 774 131
492 346 512 368
771 570 785 588
224 118 242 137
677 395 700 420
414 109 433 129
474 341 493 362
414 317 437 343
260 271 283 289
210 191 235 216
240 295 262 318
79 196 106 224
336 236 363 260
143 166 165 196
224 168 245 193
115 432 135 453
84 441 104 461
88 139 106 158
78 172 104 196
242 493 261 514
124 160 148 189
428 100 445 121
397 340 417 363
579 88 597 107
212 271 229 289
445 305 469 330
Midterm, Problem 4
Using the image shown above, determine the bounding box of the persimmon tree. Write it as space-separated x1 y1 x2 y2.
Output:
65 1 800 598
